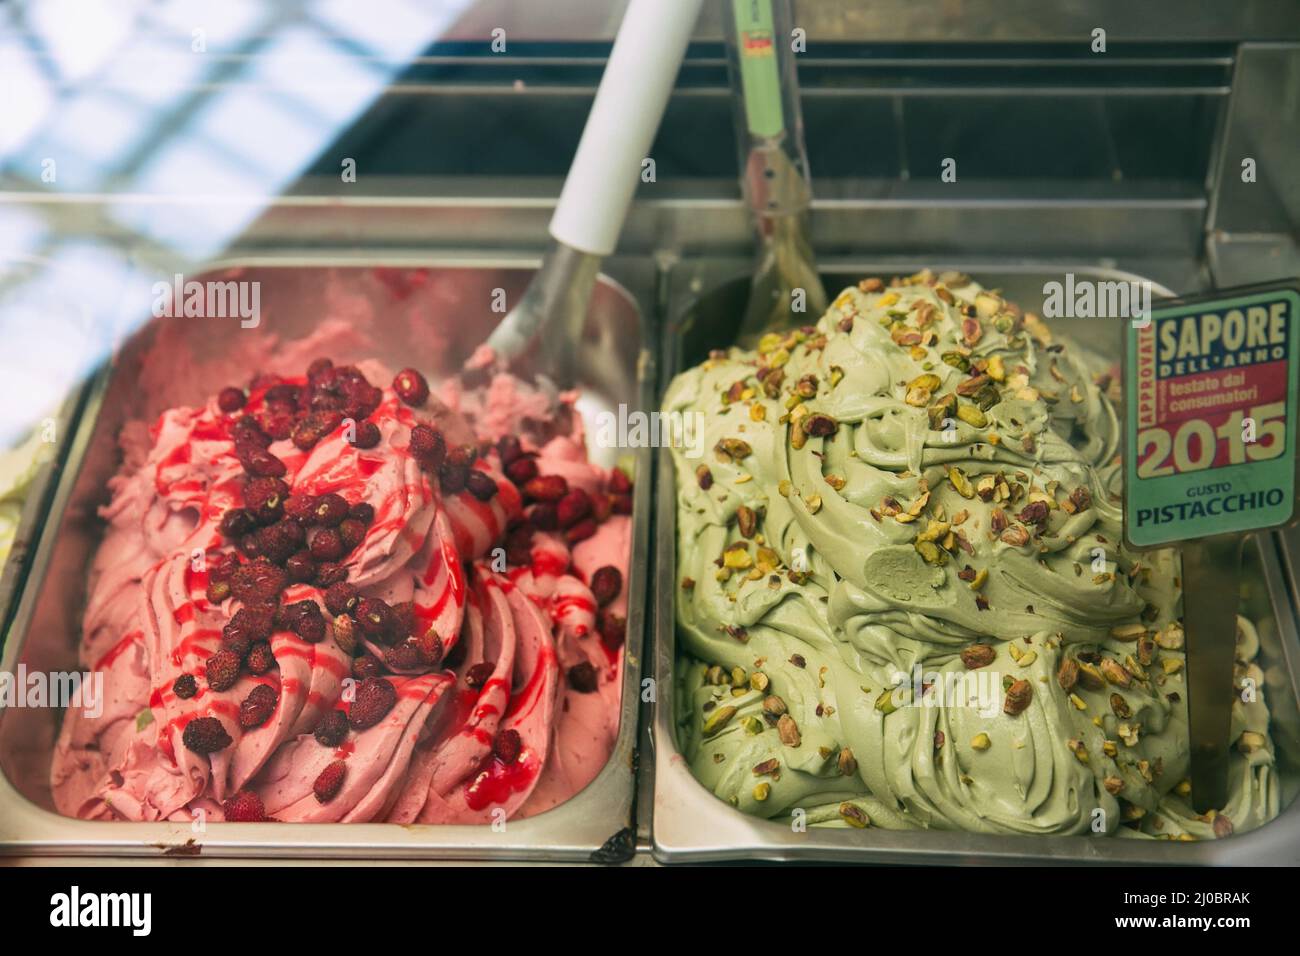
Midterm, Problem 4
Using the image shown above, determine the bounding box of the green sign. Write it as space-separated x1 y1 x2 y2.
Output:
1123 282 1300 548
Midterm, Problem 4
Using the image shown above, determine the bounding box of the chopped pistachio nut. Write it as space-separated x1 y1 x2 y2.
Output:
1238 731 1267 754
838 747 858 777
839 803 870 828
1000 525 1030 547
948 466 975 498
1136 635 1157 665
714 438 752 462
905 385 932 407
1110 622 1147 642
1156 623 1185 650
909 373 942 393
702 705 738 736
1076 662 1105 691
777 714 801 747
1125 655 1148 682
1100 658 1132 688
915 540 946 566
974 292 1002 317
1003 679 1033 715
1057 657 1079 691
722 545 753 570
956 404 987 428
803 413 838 437
875 687 904 714
928 394 957 430
916 519 950 543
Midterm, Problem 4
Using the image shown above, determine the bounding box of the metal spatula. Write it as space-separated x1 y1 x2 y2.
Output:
725 0 827 346
488 0 704 385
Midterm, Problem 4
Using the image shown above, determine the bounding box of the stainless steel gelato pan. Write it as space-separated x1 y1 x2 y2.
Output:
651 263 1300 864
0 389 88 650
0 256 652 862
0 255 101 650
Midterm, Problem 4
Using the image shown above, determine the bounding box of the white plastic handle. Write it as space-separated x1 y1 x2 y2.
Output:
548 0 704 257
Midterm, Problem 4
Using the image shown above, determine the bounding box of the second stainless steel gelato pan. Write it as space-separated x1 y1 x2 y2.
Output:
651 262 1300 864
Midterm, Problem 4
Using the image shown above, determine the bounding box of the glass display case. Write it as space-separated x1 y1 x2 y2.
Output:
1 0 1297 869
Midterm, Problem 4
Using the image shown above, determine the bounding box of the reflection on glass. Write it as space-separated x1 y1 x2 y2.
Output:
0 0 469 450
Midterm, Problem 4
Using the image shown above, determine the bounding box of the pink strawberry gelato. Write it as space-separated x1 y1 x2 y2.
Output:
50 344 632 825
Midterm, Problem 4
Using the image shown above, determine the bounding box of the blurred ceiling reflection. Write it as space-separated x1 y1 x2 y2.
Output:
0 0 472 444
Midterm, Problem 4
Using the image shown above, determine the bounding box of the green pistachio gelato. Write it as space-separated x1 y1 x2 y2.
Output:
0 427 53 570
666 270 1279 839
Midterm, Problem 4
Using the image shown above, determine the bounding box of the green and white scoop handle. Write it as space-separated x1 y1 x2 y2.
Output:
489 0 704 380
726 0 813 221
726 0 826 344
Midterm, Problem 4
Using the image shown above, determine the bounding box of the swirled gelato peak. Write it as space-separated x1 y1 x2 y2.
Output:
665 270 1279 839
